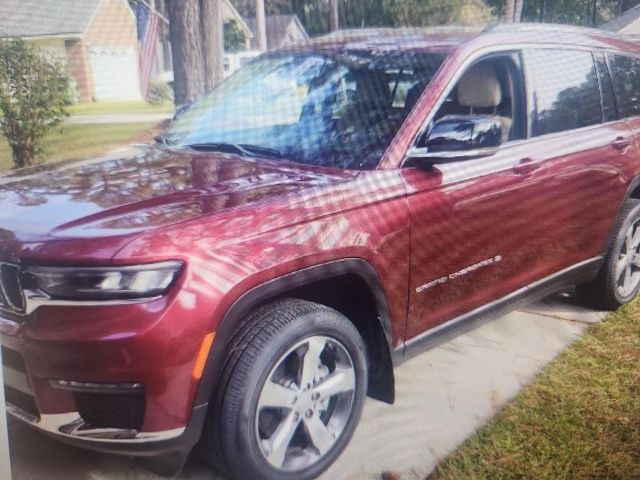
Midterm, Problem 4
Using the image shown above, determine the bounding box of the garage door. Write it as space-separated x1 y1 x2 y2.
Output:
89 46 142 101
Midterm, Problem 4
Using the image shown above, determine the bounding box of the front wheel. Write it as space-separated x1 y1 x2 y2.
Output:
205 299 368 480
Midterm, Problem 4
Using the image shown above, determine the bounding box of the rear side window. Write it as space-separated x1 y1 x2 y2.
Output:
527 49 601 137
608 54 640 118
594 52 617 122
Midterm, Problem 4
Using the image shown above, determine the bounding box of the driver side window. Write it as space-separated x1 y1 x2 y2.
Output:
430 53 526 145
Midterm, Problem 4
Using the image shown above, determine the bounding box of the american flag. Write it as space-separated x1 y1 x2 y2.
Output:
136 1 160 99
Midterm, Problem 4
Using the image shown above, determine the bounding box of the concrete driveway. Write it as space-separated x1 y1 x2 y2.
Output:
7 291 606 480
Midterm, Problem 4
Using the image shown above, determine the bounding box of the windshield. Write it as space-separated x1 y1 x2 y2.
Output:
165 50 445 170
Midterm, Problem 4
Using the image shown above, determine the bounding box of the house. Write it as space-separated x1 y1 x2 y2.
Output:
602 4 640 36
0 0 142 102
245 14 309 50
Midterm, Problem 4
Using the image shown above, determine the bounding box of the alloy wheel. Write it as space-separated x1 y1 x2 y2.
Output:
616 218 640 298
255 335 356 472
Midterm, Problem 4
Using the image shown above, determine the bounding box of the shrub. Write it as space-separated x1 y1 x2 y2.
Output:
0 38 71 168
147 81 173 106
224 19 247 52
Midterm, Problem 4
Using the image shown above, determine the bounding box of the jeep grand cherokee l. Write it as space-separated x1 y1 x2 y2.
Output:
3 24 640 480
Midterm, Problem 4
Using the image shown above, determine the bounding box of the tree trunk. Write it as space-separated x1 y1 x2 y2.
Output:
10 141 36 169
514 0 524 22
200 0 224 92
167 0 204 105
505 0 515 22
330 0 339 31
255 0 267 51
156 0 172 71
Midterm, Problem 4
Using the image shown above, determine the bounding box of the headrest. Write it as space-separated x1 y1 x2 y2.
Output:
457 63 502 108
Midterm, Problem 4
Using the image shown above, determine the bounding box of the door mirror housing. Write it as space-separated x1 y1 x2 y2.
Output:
408 114 502 168
425 114 502 152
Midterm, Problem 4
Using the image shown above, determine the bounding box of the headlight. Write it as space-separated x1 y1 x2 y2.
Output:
24 261 183 301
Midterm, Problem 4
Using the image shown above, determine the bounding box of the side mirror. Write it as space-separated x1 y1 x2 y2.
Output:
408 114 502 167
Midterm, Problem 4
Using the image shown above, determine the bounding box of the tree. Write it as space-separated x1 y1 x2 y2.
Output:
383 0 496 26
256 0 267 50
505 0 523 22
167 0 204 105
201 0 225 92
330 0 339 30
167 0 226 104
0 39 70 168
519 0 632 26
225 20 248 51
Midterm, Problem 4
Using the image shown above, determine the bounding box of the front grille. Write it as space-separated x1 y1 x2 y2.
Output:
74 391 145 431
0 263 24 312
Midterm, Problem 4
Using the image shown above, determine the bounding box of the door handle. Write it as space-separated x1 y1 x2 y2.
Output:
611 137 632 151
513 158 539 175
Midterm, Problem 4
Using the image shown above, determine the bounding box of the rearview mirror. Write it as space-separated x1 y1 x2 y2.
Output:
408 114 502 167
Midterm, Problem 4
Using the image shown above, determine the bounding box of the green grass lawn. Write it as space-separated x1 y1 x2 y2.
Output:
69 100 173 116
0 122 156 172
429 301 640 480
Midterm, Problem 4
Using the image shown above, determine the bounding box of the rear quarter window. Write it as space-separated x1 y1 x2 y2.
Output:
607 54 640 119
526 49 602 137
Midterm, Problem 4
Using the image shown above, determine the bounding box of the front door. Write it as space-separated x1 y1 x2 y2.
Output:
402 51 553 339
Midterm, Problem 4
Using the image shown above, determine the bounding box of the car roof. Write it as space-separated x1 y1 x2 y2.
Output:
276 23 640 57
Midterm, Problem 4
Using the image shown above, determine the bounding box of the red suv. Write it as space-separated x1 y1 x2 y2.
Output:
3 24 640 480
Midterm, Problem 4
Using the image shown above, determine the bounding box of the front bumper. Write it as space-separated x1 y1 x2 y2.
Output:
2 337 208 457
0 274 219 465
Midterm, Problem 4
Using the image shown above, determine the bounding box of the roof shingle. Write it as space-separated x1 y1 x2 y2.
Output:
0 0 101 38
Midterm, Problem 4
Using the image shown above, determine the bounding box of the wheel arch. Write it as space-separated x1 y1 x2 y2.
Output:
602 175 640 256
193 258 397 415
627 176 640 201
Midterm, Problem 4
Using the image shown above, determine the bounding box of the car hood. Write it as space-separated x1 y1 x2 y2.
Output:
0 147 355 246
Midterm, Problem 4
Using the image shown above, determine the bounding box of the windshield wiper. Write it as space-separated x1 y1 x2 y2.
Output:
184 142 284 159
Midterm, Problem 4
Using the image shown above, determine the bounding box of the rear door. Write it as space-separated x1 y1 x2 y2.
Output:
519 49 636 272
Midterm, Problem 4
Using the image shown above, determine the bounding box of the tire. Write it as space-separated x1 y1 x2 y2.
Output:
577 199 640 310
203 299 368 480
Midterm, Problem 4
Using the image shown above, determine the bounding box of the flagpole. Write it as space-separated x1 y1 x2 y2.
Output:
139 0 169 24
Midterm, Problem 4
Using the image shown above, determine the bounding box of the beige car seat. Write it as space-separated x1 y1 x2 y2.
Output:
457 63 512 142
